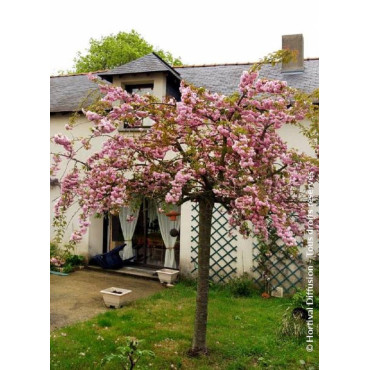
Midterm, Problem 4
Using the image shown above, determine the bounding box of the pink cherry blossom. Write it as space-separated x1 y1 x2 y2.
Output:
51 68 318 249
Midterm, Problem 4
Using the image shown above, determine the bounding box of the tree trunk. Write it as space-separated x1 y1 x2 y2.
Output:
189 197 214 356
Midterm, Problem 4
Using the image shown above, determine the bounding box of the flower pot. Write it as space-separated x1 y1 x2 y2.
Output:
156 269 179 284
271 286 284 298
100 287 132 308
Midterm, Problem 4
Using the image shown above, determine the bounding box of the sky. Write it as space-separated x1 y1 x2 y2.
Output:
50 0 320 75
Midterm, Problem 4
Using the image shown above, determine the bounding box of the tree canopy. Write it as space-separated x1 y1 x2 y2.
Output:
51 50 318 354
72 30 182 73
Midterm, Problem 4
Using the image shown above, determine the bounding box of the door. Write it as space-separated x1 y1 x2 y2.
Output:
105 199 180 268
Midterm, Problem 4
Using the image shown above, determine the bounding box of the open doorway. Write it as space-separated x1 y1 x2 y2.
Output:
105 199 180 268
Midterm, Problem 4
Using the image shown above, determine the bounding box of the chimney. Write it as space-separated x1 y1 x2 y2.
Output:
282 34 304 73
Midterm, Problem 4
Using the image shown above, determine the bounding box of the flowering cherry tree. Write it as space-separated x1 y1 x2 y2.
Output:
51 51 318 355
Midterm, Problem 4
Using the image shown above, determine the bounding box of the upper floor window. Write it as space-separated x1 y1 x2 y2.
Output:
121 84 154 129
125 84 154 96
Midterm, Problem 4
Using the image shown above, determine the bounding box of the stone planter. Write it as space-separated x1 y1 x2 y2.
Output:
156 269 179 284
271 286 284 298
100 287 132 308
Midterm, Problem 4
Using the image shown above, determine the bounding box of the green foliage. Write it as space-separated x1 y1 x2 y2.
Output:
60 254 84 273
50 241 59 258
249 49 299 72
72 30 182 73
52 214 66 245
293 89 319 155
292 288 319 309
177 274 260 298
65 254 84 266
50 241 84 273
61 263 74 274
225 274 260 297
101 337 155 370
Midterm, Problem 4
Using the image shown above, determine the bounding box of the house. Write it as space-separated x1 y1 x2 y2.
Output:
50 34 319 292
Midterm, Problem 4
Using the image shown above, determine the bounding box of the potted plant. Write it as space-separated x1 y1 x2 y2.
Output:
156 269 179 284
50 256 66 272
100 287 132 308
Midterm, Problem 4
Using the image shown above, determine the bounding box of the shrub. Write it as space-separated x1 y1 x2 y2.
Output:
61 263 74 274
292 288 319 309
226 274 259 297
50 242 84 273
65 254 84 266
179 274 260 297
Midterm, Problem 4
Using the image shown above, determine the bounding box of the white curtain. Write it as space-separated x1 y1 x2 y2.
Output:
156 206 180 269
119 205 140 260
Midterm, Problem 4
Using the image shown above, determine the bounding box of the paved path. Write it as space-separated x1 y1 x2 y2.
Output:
50 269 163 331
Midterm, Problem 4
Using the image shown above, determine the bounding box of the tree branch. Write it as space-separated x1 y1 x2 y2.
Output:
52 153 90 170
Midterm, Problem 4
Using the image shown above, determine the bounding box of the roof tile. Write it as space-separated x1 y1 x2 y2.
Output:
50 74 103 113
98 53 180 79
50 55 319 113
175 60 319 96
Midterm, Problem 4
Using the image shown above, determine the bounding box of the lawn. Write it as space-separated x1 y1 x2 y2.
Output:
50 282 319 369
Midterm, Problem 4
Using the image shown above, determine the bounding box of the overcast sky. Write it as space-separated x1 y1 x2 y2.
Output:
50 0 319 74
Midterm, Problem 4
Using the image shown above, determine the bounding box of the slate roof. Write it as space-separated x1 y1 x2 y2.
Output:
175 59 319 96
50 56 319 113
50 74 104 113
98 52 181 81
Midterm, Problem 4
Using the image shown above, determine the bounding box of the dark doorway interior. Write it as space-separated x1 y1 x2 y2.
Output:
104 200 180 268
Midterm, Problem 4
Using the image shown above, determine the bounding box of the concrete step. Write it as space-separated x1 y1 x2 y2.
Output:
87 265 159 281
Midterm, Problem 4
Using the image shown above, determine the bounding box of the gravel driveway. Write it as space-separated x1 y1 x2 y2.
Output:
50 269 163 331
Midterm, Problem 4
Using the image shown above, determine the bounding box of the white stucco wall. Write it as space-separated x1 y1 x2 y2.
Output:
279 119 315 155
50 114 107 257
88 216 104 257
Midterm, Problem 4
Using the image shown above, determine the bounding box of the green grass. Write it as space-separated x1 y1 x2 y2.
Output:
50 283 319 369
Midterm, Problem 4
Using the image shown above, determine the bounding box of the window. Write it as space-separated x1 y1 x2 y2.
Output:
125 84 154 96
121 84 154 129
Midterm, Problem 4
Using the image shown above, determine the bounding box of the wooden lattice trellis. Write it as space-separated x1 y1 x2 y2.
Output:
190 203 237 283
